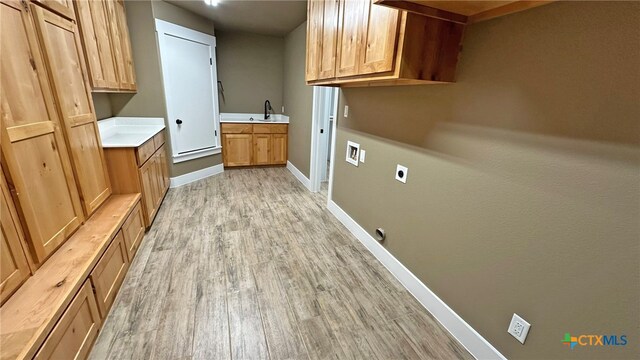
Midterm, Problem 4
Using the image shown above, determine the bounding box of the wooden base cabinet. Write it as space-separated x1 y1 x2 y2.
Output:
34 281 101 360
103 131 170 228
222 123 288 167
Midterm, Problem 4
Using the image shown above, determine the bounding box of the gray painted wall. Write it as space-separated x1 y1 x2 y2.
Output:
332 2 639 359
92 93 112 120
216 31 284 114
283 22 313 177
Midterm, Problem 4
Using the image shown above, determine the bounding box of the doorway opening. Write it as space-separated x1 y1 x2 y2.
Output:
310 86 339 201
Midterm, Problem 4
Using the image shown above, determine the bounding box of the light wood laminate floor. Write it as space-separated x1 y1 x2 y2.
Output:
90 168 472 360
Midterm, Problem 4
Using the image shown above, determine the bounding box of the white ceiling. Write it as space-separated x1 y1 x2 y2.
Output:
166 0 308 37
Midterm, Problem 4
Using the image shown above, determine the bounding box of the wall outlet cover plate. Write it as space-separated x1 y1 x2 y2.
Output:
508 313 531 344
395 164 408 183
359 149 366 163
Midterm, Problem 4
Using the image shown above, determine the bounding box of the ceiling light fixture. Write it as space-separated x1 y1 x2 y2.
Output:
203 0 219 6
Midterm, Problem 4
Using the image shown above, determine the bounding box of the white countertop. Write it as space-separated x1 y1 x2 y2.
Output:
98 117 166 148
220 113 289 124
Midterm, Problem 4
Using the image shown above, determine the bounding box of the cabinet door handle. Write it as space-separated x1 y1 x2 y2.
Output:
176 119 183 125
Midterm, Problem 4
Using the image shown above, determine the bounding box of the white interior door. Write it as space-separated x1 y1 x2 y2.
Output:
156 20 220 163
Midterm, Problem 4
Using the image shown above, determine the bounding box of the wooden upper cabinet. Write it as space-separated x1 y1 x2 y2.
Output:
0 0 84 265
336 0 366 77
32 4 112 217
1 171 31 305
306 0 465 86
305 0 323 81
74 0 136 92
373 0 552 24
113 0 136 90
74 0 119 89
307 0 340 80
358 0 400 75
318 0 339 79
31 0 75 20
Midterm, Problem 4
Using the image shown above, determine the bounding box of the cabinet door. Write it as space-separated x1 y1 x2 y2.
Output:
253 134 272 166
336 0 366 77
1 0 84 264
305 0 323 81
122 203 144 262
223 134 252 167
271 134 288 165
89 230 129 317
157 145 170 195
104 0 127 90
317 0 339 80
153 152 164 209
139 157 158 227
74 0 119 89
32 5 112 217
34 281 101 360
358 0 400 75
113 0 136 90
31 0 75 20
1 171 31 305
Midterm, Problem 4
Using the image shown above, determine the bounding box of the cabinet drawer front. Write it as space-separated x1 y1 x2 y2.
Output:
153 131 165 150
253 124 288 134
90 231 129 317
122 202 145 262
136 138 155 166
221 123 253 134
34 281 101 360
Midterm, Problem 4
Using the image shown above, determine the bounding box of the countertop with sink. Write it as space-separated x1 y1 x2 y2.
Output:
98 117 166 148
220 113 289 124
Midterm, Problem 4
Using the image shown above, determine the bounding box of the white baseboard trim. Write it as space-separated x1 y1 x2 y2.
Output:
169 164 224 188
327 200 506 360
286 161 312 192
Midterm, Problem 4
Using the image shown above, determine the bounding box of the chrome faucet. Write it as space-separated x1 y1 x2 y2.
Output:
264 100 273 120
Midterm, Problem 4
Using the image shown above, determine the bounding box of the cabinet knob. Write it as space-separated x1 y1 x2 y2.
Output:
176 119 183 125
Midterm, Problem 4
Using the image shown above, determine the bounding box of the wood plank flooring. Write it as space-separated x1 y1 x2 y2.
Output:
89 168 472 360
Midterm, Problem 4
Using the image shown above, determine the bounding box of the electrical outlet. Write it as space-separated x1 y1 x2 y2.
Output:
359 149 366 163
281 106 285 113
344 105 349 118
508 313 531 344
395 164 408 183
